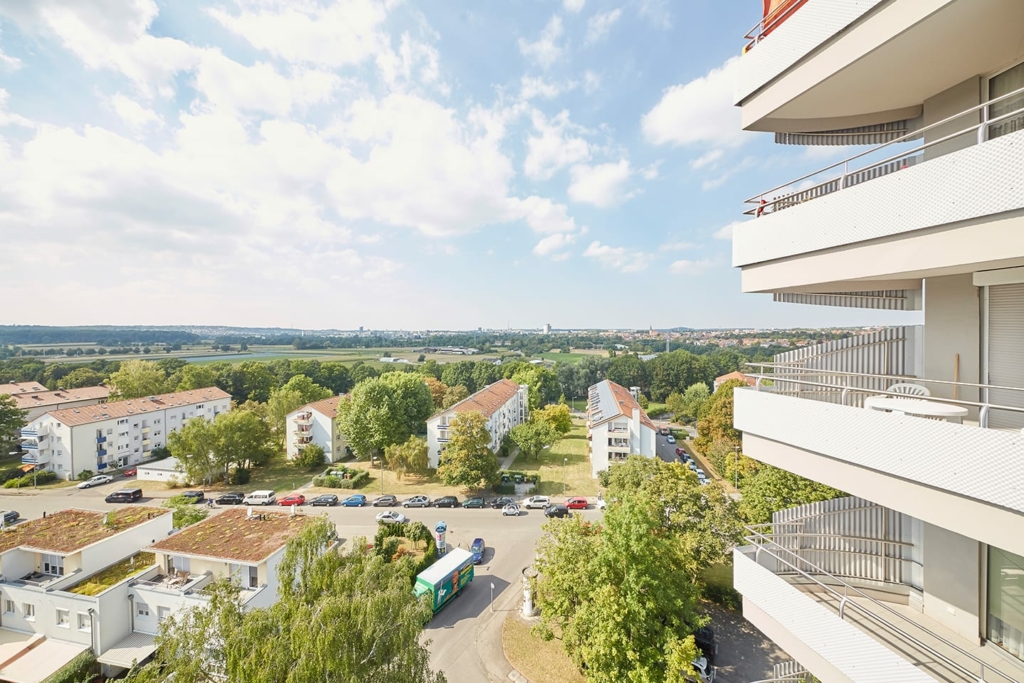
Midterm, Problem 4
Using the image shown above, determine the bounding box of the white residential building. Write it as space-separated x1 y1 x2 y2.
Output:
20 388 231 479
426 379 528 468
0 507 173 681
729 2 1024 681
284 396 349 463
0 383 111 423
585 380 656 478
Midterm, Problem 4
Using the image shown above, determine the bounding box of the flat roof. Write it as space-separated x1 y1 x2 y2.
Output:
45 387 231 427
138 457 181 472
417 547 473 585
148 508 317 564
0 507 169 555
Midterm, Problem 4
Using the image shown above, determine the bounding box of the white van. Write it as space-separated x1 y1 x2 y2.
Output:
522 495 550 509
243 490 276 506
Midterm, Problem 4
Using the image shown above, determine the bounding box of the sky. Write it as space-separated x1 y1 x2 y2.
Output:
0 0 917 331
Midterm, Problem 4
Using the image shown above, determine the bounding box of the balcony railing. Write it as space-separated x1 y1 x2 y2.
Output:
746 363 1024 430
742 528 1018 683
742 0 807 52
96 436 106 444
743 83 1024 217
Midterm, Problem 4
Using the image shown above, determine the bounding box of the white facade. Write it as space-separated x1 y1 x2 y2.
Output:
20 388 231 479
426 379 528 468
284 396 347 463
729 2 1024 680
586 380 656 478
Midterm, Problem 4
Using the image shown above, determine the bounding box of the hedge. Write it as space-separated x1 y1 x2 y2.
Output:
42 650 97 683
312 466 370 489
3 470 57 489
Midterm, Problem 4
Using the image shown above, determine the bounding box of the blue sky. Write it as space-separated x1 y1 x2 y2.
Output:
0 0 916 331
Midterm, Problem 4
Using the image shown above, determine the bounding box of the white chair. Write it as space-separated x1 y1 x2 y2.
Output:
886 383 930 397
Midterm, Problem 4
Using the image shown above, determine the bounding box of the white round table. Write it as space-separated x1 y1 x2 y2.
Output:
863 396 969 421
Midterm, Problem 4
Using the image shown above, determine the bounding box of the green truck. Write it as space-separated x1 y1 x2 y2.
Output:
414 547 475 614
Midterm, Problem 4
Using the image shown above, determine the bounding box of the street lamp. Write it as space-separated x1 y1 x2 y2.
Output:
490 582 495 613
562 458 568 495
733 445 740 490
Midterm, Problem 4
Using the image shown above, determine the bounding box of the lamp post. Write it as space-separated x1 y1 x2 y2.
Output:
380 456 384 496
562 458 568 495
733 445 740 490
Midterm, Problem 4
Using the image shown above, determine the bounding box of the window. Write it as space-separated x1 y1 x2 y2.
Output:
157 606 170 623
23 603 35 621
42 554 64 576
106 428 113 435
137 605 150 617
3 600 13 615
989 61 1024 140
988 545 1024 661
78 612 90 632
56 608 69 628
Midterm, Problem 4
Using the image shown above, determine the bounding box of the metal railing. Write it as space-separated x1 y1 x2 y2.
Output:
743 83 1024 216
744 528 1018 683
746 362 1024 428
743 0 807 50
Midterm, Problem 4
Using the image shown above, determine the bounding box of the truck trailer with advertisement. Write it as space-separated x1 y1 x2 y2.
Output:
414 547 474 615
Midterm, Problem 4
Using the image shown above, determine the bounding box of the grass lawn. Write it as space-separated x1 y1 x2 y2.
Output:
645 401 669 417
335 462 476 500
514 422 597 497
503 615 585 683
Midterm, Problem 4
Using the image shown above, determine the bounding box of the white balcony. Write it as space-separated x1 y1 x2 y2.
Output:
735 367 1024 557
734 540 1020 683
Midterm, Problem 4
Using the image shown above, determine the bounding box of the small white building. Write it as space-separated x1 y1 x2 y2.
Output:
0 383 111 423
19 388 231 479
426 379 528 468
586 379 656 478
136 457 184 483
284 396 348 463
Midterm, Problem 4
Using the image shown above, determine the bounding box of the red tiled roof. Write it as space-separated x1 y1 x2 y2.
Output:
434 378 521 419
46 387 231 427
715 371 756 387
10 386 110 411
0 382 47 396
300 395 343 419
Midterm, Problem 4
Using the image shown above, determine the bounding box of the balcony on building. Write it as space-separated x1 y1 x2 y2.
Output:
294 412 313 425
96 435 107 444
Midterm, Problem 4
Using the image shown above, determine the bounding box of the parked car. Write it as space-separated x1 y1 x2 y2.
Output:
502 503 521 517
181 490 205 504
565 497 589 510
376 510 408 524
434 496 460 508
340 494 366 507
462 497 486 509
489 497 515 509
278 494 306 506
596 498 607 510
0 510 17 525
675 447 684 456
688 461 698 472
105 488 142 503
310 494 339 507
371 494 398 507
243 490 276 506
688 656 715 683
683 454 694 464
77 474 113 489
660 427 669 436
470 538 486 564
544 504 569 518
521 496 549 509
216 492 245 505
122 468 137 477
403 495 431 508
695 468 706 480
695 626 718 665
666 435 676 444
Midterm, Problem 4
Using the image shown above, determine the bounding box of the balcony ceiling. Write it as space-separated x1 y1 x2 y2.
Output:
747 0 1024 131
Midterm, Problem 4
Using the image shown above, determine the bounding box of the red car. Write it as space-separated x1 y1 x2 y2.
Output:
675 447 684 456
565 497 589 510
278 494 305 506
122 468 137 477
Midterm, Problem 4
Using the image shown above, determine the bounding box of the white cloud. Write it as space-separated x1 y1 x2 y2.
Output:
564 0 586 12
660 240 697 251
636 0 671 28
585 9 622 45
518 16 564 68
534 232 580 256
109 93 161 130
670 258 714 274
582 70 601 94
713 220 746 240
514 196 579 234
523 110 590 180
0 28 20 70
520 76 567 101
194 51 340 117
641 56 745 148
639 161 661 180
700 156 756 191
690 149 723 170
568 160 636 207
583 241 652 273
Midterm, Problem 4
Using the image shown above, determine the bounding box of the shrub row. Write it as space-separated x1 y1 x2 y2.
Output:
374 521 438 578
2 470 57 489
313 466 370 489
42 650 97 683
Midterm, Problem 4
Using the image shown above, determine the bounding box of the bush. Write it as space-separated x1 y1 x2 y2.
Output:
163 495 209 529
4 470 57 488
492 482 515 494
597 469 611 488
0 469 23 484
150 446 171 460
77 469 94 481
312 468 369 489
294 443 326 469
42 650 97 683
230 468 251 485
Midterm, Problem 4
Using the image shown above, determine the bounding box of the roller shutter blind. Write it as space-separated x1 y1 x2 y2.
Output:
987 284 1024 429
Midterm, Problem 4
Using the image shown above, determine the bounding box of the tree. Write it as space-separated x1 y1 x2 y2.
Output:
739 464 844 525
694 379 747 453
0 395 26 455
605 354 648 393
647 351 716 402
213 409 274 473
163 495 210 529
319 362 353 394
440 361 477 394
267 375 333 438
436 412 499 487
441 384 469 409
384 436 430 479
674 382 711 422
294 443 326 469
166 417 217 485
56 367 105 389
337 372 434 459
172 365 218 392
471 362 502 392
106 360 169 400
510 366 560 410
509 421 558 462
351 363 379 384
231 361 275 403
417 360 442 380
533 493 704 683
531 404 572 435
423 377 448 409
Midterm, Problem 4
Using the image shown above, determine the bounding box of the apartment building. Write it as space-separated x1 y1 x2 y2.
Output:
728 2 1024 681
285 396 349 463
0 507 173 681
426 379 528 468
20 388 231 479
0 382 111 422
585 380 656 478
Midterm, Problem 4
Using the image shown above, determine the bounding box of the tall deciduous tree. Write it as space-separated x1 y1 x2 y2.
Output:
531 404 572 435
267 375 333 438
55 367 105 389
510 366 559 410
0 395 26 456
605 354 648 394
509 421 558 462
384 436 430 479
694 379 746 453
106 360 169 400
213 409 274 473
172 365 218 392
440 361 477 394
423 377 448 409
436 411 498 487
127 519 446 683
231 361 275 403
166 417 217 485
337 372 434 459
739 464 844 525
441 384 469 409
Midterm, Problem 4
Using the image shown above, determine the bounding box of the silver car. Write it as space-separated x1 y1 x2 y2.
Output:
402 495 431 508
77 474 114 489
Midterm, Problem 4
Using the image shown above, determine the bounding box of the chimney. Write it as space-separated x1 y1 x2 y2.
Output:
632 407 640 428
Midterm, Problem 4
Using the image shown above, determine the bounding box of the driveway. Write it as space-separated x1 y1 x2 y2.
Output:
704 602 791 682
